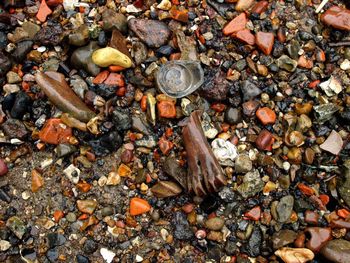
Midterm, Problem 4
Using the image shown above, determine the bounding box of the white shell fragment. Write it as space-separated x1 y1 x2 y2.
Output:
211 138 238 166
100 248 116 263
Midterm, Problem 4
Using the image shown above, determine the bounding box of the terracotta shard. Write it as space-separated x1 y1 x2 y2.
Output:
35 71 96 122
181 110 226 196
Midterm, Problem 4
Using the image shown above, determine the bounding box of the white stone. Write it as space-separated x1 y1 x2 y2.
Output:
340 59 350 71
63 0 79 11
203 32 214 41
211 138 238 166
0 240 11 251
106 172 121 186
319 76 343 96
135 255 144 262
63 164 80 184
98 176 107 187
37 46 46 52
40 158 53 169
22 191 30 200
126 4 142 13
157 0 172 10
320 130 343 155
100 248 116 263
3 84 20 95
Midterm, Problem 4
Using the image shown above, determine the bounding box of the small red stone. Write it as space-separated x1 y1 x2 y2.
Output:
244 206 261 221
235 29 255 45
182 203 194 214
53 210 64 223
298 55 313 69
337 209 350 219
0 159 8 176
211 103 226 112
256 32 274 55
309 80 320 89
116 87 126 97
140 96 147 112
223 13 247 36
277 27 286 43
255 130 275 151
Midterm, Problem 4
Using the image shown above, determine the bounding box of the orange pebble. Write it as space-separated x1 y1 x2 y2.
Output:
109 65 125 72
256 107 276 125
130 197 151 216
140 95 147 112
53 210 64 223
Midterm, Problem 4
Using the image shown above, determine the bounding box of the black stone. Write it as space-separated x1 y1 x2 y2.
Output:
34 22 63 46
224 107 242 125
245 227 262 257
111 107 132 131
200 195 220 214
200 68 230 101
89 131 122 156
240 80 261 101
2 93 16 112
172 212 193 240
46 249 58 263
83 239 98 254
11 40 33 62
76 255 90 263
0 51 12 77
47 233 66 248
10 92 31 119
156 45 174 57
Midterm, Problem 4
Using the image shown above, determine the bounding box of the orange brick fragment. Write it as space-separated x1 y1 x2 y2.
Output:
93 70 109 84
223 13 247 36
157 101 176 118
39 119 72 145
235 29 255 45
298 183 315 196
36 0 52 23
104 73 125 86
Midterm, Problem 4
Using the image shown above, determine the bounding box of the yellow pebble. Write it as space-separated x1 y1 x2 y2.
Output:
92 47 132 68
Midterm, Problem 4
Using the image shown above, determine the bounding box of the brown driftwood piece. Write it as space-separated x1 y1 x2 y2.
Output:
181 110 226 196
